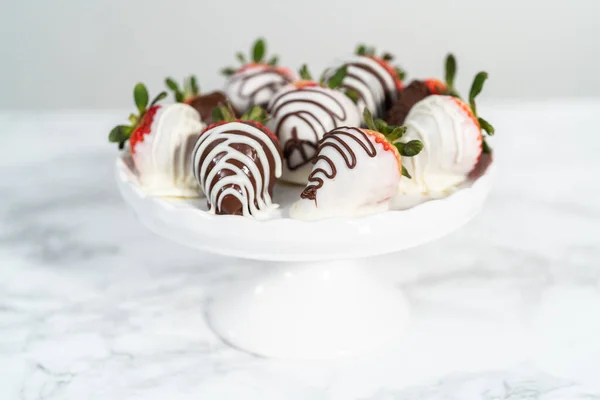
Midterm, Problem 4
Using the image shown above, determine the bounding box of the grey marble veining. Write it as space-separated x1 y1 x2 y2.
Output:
1 101 600 399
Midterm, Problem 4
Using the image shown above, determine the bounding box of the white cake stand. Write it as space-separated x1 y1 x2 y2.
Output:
116 158 494 360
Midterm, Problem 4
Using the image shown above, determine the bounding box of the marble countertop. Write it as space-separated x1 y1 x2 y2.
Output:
1 101 599 399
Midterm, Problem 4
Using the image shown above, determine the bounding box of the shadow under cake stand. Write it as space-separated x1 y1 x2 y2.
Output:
116 158 494 360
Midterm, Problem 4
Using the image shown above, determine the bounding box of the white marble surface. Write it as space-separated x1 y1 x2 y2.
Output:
1 101 600 399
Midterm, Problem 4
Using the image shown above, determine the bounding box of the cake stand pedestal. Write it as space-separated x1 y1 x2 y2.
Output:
116 158 493 360
207 259 409 359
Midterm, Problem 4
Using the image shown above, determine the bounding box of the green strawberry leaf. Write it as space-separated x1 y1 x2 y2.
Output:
328 66 347 89
482 137 492 153
363 108 377 131
299 64 312 80
212 106 225 123
344 89 360 104
217 104 235 122
108 125 132 144
387 126 407 142
374 118 387 134
382 52 394 62
165 77 180 92
267 55 279 66
236 52 247 64
395 67 406 81
221 67 237 77
445 53 457 88
149 91 167 108
189 75 199 96
252 38 265 63
401 166 412 179
469 71 488 115
356 44 366 56
133 83 149 114
478 117 495 136
400 140 424 157
165 77 183 102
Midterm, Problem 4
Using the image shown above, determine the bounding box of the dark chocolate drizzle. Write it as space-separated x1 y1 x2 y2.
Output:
332 58 397 117
231 67 294 114
269 87 349 170
193 123 281 216
300 127 376 201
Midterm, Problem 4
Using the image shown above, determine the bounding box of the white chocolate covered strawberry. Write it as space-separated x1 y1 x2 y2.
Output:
267 65 361 184
324 44 405 119
393 72 495 208
222 38 297 115
290 109 422 221
109 83 205 197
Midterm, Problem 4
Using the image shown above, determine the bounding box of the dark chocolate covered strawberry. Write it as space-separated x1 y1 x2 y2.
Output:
165 75 228 123
386 54 462 126
191 105 283 219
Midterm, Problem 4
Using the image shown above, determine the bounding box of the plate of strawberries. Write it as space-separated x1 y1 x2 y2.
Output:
113 38 496 359
113 38 494 260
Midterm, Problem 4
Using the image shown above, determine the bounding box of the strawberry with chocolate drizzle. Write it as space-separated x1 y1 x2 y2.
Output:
266 64 362 184
221 38 297 115
290 108 423 221
324 44 406 119
165 75 228 123
191 105 283 219
109 83 206 197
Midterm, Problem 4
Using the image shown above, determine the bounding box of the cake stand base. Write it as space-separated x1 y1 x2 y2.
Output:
206 259 409 360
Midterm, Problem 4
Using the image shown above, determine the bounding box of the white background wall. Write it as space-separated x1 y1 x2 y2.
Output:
2 0 599 109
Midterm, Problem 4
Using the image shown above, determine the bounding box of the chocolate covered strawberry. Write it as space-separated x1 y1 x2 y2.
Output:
165 75 228 123
266 64 361 184
221 38 297 115
393 72 495 208
290 108 422 221
191 105 283 219
386 54 459 125
323 44 406 119
109 83 205 197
